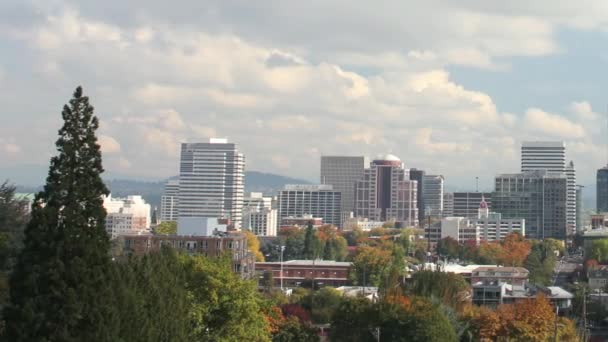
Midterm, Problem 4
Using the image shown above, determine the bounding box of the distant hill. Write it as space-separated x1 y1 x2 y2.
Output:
14 171 311 209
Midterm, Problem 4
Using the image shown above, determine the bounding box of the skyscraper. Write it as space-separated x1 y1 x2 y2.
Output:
354 154 418 226
423 175 444 216
320 156 366 216
242 192 277 236
521 141 575 236
409 169 426 223
443 192 454 217
598 167 608 213
493 170 567 240
160 179 179 223
452 192 492 219
178 139 245 229
277 184 342 226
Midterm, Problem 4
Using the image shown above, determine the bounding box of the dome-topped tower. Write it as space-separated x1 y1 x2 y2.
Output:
478 195 489 219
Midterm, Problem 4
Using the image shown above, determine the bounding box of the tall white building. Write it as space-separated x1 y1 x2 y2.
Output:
320 156 366 217
178 139 245 229
521 141 575 236
242 192 277 236
103 195 151 239
278 184 342 227
423 175 444 216
160 179 179 223
354 154 418 226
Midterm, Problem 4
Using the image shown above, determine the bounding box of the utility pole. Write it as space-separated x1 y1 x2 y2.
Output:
553 306 559 342
583 286 587 342
279 245 285 291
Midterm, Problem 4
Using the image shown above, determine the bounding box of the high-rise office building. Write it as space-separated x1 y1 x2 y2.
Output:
320 156 366 216
493 170 567 240
354 154 418 226
576 185 583 233
598 167 608 213
242 192 277 236
443 192 454 217
521 141 575 236
278 185 342 227
160 179 179 223
178 139 245 229
452 192 492 219
409 169 426 223
423 175 444 216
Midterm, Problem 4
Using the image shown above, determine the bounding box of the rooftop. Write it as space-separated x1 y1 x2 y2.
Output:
257 260 352 267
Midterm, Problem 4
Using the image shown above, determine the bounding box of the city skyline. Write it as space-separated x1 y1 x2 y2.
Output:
4 2 608 189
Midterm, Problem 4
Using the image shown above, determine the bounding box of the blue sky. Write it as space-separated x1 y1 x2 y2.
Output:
1 1 608 191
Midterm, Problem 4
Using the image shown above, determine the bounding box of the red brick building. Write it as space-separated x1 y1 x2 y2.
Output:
255 260 352 287
119 233 255 279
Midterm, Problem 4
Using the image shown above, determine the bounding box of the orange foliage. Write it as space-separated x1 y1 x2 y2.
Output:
316 225 337 242
496 295 555 341
384 294 411 308
460 304 502 342
264 306 286 334
498 233 531 267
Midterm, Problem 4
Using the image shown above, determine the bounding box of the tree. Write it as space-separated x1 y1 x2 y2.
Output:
0 182 29 319
4 86 119 341
329 296 376 342
180 253 271 341
154 221 177 235
436 237 460 259
272 317 319 342
243 230 265 262
525 240 558 285
308 287 342 324
407 270 469 309
496 295 555 341
497 232 530 267
350 246 392 286
303 221 316 260
591 239 608 263
477 241 503 264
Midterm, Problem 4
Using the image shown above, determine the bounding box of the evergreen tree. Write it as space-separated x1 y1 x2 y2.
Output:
303 221 315 260
3 87 117 341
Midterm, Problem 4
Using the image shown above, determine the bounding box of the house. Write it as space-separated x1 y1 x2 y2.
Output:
473 282 573 312
588 265 608 291
471 266 529 286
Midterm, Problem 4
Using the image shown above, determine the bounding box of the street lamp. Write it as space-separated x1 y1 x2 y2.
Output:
280 245 286 291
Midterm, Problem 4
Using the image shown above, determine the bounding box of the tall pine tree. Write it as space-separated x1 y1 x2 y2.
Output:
3 86 117 341
303 221 315 260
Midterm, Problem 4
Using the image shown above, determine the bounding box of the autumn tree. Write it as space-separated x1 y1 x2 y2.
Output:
497 232 531 266
350 246 392 286
303 221 316 260
272 317 319 342
477 241 503 264
407 270 470 309
496 295 555 341
437 237 460 259
4 87 119 341
243 229 265 262
154 221 177 235
525 239 559 285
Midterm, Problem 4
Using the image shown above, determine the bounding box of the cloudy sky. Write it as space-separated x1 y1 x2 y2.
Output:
2 1 608 189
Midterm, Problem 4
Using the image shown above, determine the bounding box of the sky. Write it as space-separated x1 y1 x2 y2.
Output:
2 1 608 190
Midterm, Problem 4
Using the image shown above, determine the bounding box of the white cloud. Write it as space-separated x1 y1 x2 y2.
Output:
98 135 121 154
523 108 585 138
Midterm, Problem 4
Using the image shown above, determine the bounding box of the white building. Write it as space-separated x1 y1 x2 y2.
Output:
242 192 277 236
177 217 228 236
521 141 575 237
321 156 367 218
342 217 385 231
278 184 342 227
103 194 151 239
178 139 245 229
423 175 444 216
160 179 179 223
441 198 525 244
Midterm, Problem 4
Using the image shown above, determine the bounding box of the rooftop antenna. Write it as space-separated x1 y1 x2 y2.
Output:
475 176 479 192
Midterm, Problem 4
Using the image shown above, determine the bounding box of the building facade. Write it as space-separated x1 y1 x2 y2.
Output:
160 179 179 223
521 141 575 237
443 192 454 217
255 260 352 288
409 168 426 223
103 195 151 239
278 185 341 227
598 167 608 213
178 139 245 229
242 192 277 236
120 233 254 278
423 175 444 216
452 192 492 219
320 156 366 217
354 155 418 226
493 170 567 240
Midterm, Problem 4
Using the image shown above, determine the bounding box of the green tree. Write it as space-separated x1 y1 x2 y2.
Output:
436 237 460 259
524 240 558 285
0 182 29 317
111 247 190 342
303 221 315 260
154 221 177 235
308 287 343 324
592 239 608 263
272 317 319 342
329 296 376 342
350 246 392 286
407 270 469 309
180 253 271 341
4 86 118 341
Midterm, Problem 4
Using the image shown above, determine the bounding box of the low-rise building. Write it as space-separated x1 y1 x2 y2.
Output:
336 286 379 302
473 282 573 311
119 232 254 279
582 228 608 259
471 266 529 286
242 192 278 236
342 217 385 231
588 265 608 291
591 214 608 229
280 215 323 228
255 260 352 288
